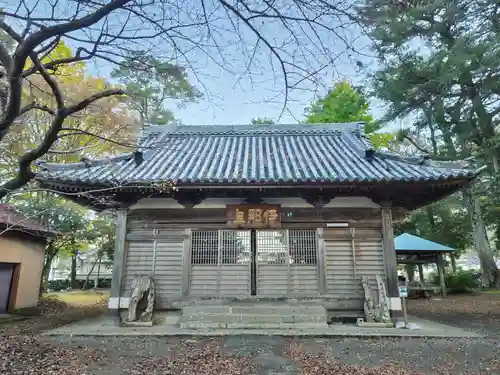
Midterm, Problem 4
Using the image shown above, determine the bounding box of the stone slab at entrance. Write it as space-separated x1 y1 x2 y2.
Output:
42 313 480 338
179 303 329 329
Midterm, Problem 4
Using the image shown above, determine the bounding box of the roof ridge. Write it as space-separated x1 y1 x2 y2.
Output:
141 122 365 137
36 153 135 171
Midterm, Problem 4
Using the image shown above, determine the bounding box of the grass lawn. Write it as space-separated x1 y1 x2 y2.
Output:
0 289 109 336
480 288 500 294
46 289 109 307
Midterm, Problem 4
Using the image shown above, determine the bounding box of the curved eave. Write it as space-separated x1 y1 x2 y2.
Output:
36 173 477 191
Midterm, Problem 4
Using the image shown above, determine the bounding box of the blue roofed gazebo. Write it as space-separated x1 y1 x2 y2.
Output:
395 233 455 297
395 233 455 253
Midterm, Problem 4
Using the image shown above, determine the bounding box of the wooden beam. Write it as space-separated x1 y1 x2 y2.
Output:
174 191 205 209
397 259 436 265
109 209 127 316
127 207 382 225
39 181 471 211
381 204 402 317
301 193 333 208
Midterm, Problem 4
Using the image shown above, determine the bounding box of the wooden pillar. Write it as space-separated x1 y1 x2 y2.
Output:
108 209 128 316
418 264 425 283
381 205 402 317
436 253 447 297
317 228 326 295
181 229 192 296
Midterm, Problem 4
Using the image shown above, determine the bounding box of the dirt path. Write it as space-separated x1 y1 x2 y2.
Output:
407 293 500 336
2 292 499 374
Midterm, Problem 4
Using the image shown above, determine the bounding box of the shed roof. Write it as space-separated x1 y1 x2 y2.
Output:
0 204 56 238
395 233 455 253
36 123 478 187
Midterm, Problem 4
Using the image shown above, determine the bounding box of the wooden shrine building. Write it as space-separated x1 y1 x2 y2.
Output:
35 123 480 320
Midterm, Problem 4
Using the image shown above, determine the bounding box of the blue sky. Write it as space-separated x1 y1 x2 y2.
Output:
77 2 385 126
88 53 383 126
3 0 390 127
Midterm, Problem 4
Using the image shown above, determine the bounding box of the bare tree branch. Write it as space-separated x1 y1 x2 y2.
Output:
0 0 131 138
0 0 361 197
57 126 139 149
66 88 124 115
20 102 56 116
0 88 125 200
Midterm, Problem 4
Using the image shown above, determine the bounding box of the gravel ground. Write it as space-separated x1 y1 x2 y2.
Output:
407 293 500 337
9 335 494 375
1 293 499 375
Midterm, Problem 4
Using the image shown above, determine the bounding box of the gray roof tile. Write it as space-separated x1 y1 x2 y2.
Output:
36 123 478 186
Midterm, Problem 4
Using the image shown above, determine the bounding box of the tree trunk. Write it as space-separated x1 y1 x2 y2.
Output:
83 254 101 289
426 206 436 231
463 186 500 287
451 255 457 273
405 264 415 281
95 256 102 288
71 251 78 289
41 242 58 294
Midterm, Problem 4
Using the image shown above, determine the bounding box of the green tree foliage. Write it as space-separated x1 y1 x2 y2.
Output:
396 199 471 262
13 194 95 288
90 217 116 262
0 41 138 187
358 0 500 286
304 81 394 148
251 117 275 125
305 81 373 124
358 0 500 168
111 52 201 125
11 193 116 289
0 41 131 285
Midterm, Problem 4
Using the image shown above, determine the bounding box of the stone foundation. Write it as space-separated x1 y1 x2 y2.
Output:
179 302 329 330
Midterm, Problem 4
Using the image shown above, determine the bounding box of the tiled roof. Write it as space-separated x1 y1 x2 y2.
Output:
395 233 455 252
0 204 55 237
36 123 479 186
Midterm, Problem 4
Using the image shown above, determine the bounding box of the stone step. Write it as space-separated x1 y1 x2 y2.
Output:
231 305 327 315
182 305 326 316
179 322 329 330
180 304 329 330
180 313 326 323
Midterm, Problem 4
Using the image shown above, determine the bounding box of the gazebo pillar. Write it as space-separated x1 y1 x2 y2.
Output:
418 264 425 282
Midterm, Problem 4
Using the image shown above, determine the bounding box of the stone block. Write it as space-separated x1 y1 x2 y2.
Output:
180 322 227 329
182 306 232 315
231 305 326 315
356 321 394 328
180 314 326 325
121 320 154 327
179 303 329 331
225 322 329 329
